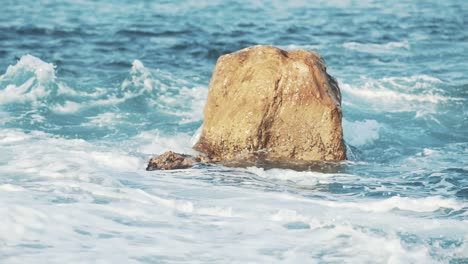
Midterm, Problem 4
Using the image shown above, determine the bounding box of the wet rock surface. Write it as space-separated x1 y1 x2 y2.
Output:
146 151 211 171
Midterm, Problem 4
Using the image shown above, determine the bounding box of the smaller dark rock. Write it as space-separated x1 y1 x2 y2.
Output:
146 151 212 171
146 151 194 170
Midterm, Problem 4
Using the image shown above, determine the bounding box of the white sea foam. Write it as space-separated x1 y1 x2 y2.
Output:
84 112 131 127
176 85 207 124
50 101 82 114
121 59 159 94
0 54 56 83
316 224 436 263
87 151 140 170
245 166 373 189
1 132 465 263
0 129 29 143
0 205 49 242
270 209 323 228
0 184 25 192
343 119 382 146
239 166 464 215
0 55 56 104
278 44 324 51
343 41 410 53
283 195 463 213
142 192 233 217
1 56 206 119
247 166 335 182
340 75 463 113
190 125 203 147
0 55 98 115
0 78 49 104
422 148 439 156
132 129 197 155
120 59 207 123
0 129 142 182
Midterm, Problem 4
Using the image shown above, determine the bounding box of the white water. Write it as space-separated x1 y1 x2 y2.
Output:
1 42 467 263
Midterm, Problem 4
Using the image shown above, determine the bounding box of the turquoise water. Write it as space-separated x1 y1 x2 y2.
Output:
0 0 467 263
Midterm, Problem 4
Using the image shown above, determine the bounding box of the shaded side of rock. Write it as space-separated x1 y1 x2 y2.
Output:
193 45 346 162
146 151 211 170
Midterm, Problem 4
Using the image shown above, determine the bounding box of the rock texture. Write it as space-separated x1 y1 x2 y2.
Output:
193 45 346 161
147 151 194 170
146 151 211 170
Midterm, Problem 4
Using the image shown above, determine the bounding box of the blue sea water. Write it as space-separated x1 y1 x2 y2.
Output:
0 0 467 262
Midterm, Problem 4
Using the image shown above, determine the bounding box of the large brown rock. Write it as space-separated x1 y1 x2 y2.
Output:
193 45 346 162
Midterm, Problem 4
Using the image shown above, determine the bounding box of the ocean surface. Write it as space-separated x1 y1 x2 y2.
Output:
1 0 467 263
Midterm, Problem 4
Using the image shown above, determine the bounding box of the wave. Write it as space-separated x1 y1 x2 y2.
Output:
131 129 198 156
342 41 410 54
120 59 206 123
0 128 142 181
0 54 56 104
277 44 324 51
0 55 105 110
340 75 464 114
0 128 465 263
0 184 25 192
273 191 463 213
311 196 463 213
0 55 207 134
343 119 382 146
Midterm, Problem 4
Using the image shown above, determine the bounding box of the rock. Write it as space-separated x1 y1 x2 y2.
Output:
193 45 346 162
146 151 211 170
194 155 212 163
147 151 194 170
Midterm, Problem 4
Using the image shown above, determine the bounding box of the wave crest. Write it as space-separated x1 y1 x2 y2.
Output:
0 56 207 133
342 41 410 54
0 55 57 104
343 119 382 146
341 75 464 113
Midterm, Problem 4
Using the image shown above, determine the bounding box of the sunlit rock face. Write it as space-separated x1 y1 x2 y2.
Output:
194 45 346 162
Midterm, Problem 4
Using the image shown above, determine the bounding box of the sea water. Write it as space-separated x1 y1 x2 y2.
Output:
0 0 467 263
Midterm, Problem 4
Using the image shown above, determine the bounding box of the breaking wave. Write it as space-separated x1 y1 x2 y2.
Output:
342 41 410 54
340 75 464 114
0 55 207 138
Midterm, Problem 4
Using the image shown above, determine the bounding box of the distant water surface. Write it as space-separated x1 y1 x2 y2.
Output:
0 0 467 263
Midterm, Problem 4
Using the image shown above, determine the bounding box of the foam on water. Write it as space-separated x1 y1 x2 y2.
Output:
343 119 382 146
0 129 141 182
1 56 466 262
132 129 197 155
0 184 25 192
0 55 56 104
340 76 464 114
342 41 410 54
307 195 462 213
120 59 207 123
0 54 56 84
50 101 82 114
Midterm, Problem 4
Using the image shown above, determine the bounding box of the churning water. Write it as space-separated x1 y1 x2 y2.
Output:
0 0 467 263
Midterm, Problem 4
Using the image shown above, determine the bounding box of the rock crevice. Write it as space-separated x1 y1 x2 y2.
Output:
257 74 283 152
